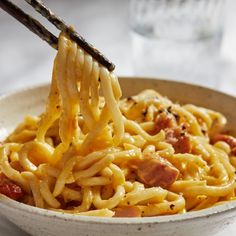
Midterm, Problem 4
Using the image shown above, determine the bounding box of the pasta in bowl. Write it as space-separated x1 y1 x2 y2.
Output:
0 78 236 236
0 34 236 235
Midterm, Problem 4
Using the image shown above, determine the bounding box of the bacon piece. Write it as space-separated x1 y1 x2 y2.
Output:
129 154 179 188
0 174 24 200
114 206 141 217
165 128 191 154
153 113 176 134
212 134 236 155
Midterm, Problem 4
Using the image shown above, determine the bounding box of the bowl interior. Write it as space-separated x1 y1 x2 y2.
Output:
0 85 49 139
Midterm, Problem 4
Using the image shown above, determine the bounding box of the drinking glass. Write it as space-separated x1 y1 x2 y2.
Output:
130 0 225 88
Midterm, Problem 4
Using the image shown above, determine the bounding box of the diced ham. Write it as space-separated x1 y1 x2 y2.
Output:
113 206 141 217
129 154 179 188
0 174 24 200
153 113 177 134
165 128 191 154
212 134 236 155
232 147 236 156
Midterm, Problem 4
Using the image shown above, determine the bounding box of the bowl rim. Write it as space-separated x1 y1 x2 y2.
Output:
1 77 236 225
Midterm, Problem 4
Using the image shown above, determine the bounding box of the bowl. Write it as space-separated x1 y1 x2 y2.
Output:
0 77 236 236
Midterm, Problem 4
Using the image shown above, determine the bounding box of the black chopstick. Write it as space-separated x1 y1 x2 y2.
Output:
0 0 115 71
0 0 58 50
24 0 115 71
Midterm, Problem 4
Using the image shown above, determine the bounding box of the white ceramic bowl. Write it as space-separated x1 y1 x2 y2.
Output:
0 77 236 236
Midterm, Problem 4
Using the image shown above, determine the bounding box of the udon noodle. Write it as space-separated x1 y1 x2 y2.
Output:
0 33 236 217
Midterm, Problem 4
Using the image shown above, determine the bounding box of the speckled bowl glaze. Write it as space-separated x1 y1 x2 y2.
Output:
0 78 236 236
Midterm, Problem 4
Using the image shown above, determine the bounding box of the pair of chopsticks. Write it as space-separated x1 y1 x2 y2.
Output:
0 0 115 71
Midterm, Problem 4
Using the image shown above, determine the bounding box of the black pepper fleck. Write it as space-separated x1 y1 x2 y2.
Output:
167 106 172 113
173 114 179 120
170 204 175 210
202 129 206 135
142 109 148 117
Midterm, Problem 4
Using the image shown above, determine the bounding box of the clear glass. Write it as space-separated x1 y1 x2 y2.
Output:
130 0 225 88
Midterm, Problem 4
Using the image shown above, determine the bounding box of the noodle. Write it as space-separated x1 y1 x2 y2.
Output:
1 33 236 217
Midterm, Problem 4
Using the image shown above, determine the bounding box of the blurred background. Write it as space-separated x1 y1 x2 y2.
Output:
0 0 236 95
0 0 236 235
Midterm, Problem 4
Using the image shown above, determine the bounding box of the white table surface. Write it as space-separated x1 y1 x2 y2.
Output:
0 0 236 235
